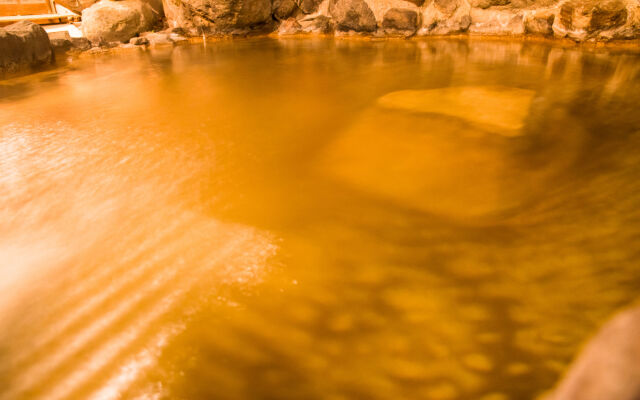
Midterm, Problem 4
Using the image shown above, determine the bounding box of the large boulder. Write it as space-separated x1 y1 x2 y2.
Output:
316 86 547 220
329 0 377 32
553 0 638 41
299 15 336 33
162 0 272 35
419 0 472 35
469 7 526 35
0 21 52 76
545 305 640 400
382 8 418 35
523 10 555 36
298 0 322 14
82 0 163 44
277 18 303 34
272 0 297 20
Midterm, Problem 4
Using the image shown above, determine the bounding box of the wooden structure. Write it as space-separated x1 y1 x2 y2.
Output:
0 0 80 26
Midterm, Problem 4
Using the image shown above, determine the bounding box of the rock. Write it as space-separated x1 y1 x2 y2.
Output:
524 12 555 36
86 46 106 54
299 15 335 33
57 0 101 14
71 37 92 51
50 36 91 52
470 0 510 8
329 0 377 32
143 32 173 46
553 0 634 41
403 0 425 6
165 26 187 35
162 0 272 35
590 0 628 31
382 8 418 35
419 0 471 35
169 32 189 43
316 86 549 220
516 0 561 6
278 18 303 35
0 21 53 75
298 0 322 14
377 86 535 134
82 0 162 44
469 7 525 35
545 305 640 400
50 38 73 52
272 0 297 20
434 0 462 14
47 30 72 41
48 31 73 52
129 36 150 45
136 31 189 45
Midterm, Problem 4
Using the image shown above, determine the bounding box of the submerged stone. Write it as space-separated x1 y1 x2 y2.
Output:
316 108 520 219
376 86 535 135
316 85 585 220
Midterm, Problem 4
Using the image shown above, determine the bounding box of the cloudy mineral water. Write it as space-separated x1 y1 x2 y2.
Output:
1 38 640 400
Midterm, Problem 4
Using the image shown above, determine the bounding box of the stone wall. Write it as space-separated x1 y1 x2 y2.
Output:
157 0 640 41
72 0 640 51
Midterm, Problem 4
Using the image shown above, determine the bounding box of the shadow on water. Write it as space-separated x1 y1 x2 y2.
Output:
1 38 640 400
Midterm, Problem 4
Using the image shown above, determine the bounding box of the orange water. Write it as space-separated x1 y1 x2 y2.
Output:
1 38 640 400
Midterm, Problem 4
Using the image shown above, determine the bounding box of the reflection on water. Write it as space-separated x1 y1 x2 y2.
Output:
1 38 640 400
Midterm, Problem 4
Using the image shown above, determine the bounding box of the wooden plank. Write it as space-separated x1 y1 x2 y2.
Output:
0 12 77 24
0 0 51 17
0 4 52 15
53 0 83 14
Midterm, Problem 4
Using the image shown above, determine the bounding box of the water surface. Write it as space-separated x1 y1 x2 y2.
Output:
1 38 640 400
